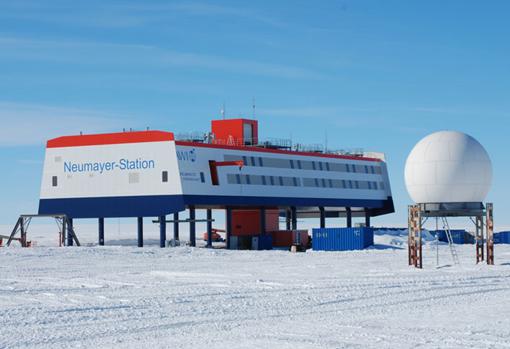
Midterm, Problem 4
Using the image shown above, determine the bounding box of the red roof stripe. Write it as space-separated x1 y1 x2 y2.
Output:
47 131 174 148
175 141 382 162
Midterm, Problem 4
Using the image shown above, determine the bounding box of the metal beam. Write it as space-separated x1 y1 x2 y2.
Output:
365 208 371 227
6 217 21 246
346 207 352 228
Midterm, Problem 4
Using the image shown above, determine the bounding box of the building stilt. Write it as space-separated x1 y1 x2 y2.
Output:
137 217 143 247
173 212 179 241
159 215 166 248
98 217 104 246
226 207 232 249
346 207 352 228
319 206 326 228
67 218 74 246
206 209 213 248
189 206 196 247
291 206 297 230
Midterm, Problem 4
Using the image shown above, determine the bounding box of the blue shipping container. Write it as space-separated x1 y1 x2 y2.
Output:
432 230 473 244
312 227 374 251
252 234 273 250
494 231 510 244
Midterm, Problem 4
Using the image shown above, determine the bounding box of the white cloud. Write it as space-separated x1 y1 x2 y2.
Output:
0 36 322 79
0 102 139 147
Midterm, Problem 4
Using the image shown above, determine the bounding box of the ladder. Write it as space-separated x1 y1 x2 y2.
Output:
441 217 460 265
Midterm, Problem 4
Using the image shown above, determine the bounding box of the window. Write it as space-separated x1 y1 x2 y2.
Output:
301 160 314 170
162 171 168 182
129 173 140 184
52 176 58 187
303 178 315 187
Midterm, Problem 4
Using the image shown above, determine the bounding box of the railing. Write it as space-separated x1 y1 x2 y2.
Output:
175 131 382 159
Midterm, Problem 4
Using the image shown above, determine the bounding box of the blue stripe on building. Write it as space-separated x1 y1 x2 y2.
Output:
39 194 394 218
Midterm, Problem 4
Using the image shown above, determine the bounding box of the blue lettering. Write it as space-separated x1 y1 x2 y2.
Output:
62 159 155 174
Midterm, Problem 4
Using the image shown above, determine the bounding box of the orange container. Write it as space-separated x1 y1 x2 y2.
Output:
231 209 279 236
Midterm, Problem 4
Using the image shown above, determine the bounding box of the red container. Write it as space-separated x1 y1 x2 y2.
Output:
270 230 309 248
231 209 279 236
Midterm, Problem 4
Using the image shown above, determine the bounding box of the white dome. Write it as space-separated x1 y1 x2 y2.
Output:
404 131 492 204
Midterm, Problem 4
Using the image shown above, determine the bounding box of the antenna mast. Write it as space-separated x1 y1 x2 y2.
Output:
252 97 256 119
221 102 226 120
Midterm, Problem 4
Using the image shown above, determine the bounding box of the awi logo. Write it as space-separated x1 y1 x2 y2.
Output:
177 148 197 162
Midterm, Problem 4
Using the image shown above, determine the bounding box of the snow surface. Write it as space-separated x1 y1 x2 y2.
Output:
1 228 510 349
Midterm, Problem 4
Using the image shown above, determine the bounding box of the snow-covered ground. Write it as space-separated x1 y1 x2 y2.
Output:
1 228 510 349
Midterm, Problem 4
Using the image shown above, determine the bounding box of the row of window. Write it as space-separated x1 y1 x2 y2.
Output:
226 174 385 191
224 154 382 174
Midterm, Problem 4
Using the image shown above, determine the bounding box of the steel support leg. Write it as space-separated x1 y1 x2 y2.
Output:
189 206 196 247
346 207 352 228
20 218 26 247
285 209 291 230
173 212 179 241
67 218 74 247
159 215 166 248
408 205 422 268
365 208 371 227
260 207 266 234
61 218 66 247
486 203 494 265
291 206 297 230
137 217 143 247
226 207 232 249
206 209 213 248
476 215 484 263
319 206 326 228
98 218 105 246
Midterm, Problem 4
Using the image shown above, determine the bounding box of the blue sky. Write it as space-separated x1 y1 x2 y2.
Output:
1 1 509 228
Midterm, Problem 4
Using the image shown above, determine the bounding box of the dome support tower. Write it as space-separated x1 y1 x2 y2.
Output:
407 202 494 268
